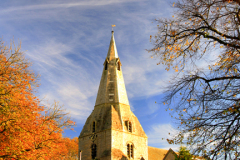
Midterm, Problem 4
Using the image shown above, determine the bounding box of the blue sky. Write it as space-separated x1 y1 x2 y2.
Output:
0 0 182 150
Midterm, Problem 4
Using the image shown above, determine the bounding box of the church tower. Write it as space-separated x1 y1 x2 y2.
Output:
79 31 148 160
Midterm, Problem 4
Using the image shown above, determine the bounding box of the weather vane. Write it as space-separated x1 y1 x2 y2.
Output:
111 24 116 31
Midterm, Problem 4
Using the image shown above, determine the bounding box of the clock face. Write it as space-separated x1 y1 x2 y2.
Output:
90 133 97 142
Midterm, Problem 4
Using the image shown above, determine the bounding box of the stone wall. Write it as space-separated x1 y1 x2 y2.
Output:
79 130 112 160
112 130 148 160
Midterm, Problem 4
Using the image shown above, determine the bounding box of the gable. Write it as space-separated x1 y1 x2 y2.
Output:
148 146 177 160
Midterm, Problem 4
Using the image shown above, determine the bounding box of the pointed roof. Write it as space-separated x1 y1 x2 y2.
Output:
106 31 119 60
80 30 147 138
95 31 129 106
148 147 177 160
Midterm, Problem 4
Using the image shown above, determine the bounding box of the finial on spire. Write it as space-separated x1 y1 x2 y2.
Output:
111 24 116 32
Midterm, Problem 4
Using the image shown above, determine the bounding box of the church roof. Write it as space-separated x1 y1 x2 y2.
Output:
95 31 129 106
148 146 177 160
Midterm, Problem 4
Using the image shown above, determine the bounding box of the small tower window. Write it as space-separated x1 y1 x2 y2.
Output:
117 60 121 71
128 122 132 132
105 62 108 70
127 143 134 158
92 121 96 133
127 144 130 157
104 58 109 70
116 58 121 71
125 121 132 132
91 143 97 159
130 144 134 158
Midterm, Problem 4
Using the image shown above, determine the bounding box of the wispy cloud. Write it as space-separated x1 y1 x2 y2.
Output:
0 0 139 14
26 39 99 121
0 0 180 141
123 52 173 98
147 123 180 151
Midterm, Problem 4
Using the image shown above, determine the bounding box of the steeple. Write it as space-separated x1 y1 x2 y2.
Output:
95 31 129 106
106 31 118 60
79 31 148 160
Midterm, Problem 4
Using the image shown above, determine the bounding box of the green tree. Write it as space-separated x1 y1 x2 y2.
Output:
149 0 240 159
175 146 193 160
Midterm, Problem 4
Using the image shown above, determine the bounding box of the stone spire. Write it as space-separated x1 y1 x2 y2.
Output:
95 31 129 106
79 31 148 160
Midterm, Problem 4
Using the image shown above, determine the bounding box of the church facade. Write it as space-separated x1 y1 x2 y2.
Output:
78 31 176 160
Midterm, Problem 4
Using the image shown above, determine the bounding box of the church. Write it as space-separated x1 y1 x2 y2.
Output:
78 31 177 160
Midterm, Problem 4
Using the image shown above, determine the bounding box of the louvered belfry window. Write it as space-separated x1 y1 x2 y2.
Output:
91 144 97 159
125 121 132 133
130 144 133 158
127 143 134 158
128 122 132 132
127 144 130 157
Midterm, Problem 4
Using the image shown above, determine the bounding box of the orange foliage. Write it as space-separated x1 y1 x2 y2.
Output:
62 137 78 159
0 40 76 159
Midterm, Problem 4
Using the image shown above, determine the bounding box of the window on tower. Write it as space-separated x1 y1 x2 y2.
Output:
105 62 108 70
127 144 130 157
130 144 134 158
116 58 121 71
104 58 109 70
127 143 134 158
128 122 132 132
92 121 96 133
125 121 132 133
117 60 121 71
91 143 97 159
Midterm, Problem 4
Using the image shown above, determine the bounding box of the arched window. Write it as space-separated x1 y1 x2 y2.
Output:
130 144 133 158
125 121 132 133
128 122 132 132
92 121 96 133
127 144 130 157
91 144 97 159
127 143 134 158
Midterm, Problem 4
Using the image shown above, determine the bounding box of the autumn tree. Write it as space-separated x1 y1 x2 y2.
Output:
149 0 240 159
0 40 75 159
48 137 78 160
62 137 78 160
175 146 193 160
